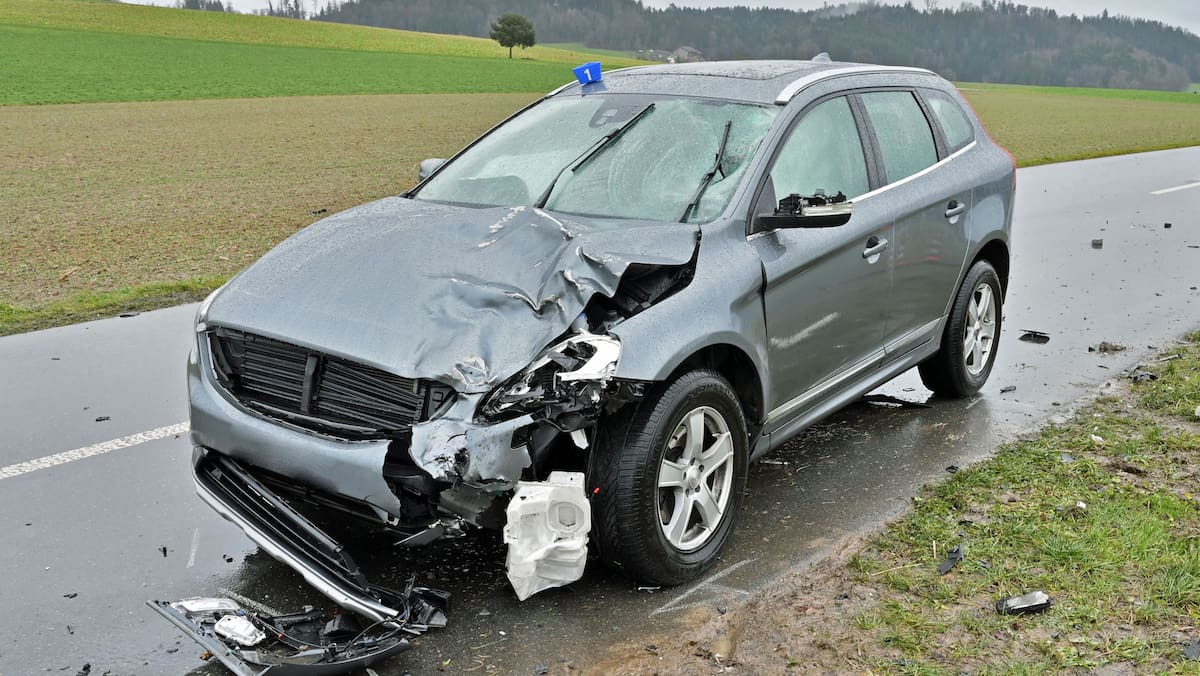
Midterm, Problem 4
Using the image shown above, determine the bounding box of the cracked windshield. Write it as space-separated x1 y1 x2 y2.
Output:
415 95 778 222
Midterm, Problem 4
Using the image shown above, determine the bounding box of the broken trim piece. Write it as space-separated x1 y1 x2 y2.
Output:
147 591 445 675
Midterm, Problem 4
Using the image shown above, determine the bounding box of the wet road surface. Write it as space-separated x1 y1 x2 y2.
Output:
2 146 1198 675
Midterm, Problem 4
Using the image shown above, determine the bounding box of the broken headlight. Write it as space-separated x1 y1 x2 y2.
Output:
480 333 620 422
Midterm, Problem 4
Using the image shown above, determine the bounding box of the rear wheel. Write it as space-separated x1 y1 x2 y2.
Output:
918 260 1002 397
590 369 748 585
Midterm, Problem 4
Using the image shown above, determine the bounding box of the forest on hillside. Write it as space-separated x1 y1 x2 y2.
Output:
311 0 1199 91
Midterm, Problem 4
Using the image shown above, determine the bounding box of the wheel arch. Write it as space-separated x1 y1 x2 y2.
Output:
662 343 765 435
974 237 1010 297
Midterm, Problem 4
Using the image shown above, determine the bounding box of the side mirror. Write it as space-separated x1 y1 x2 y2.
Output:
757 191 853 230
418 158 446 181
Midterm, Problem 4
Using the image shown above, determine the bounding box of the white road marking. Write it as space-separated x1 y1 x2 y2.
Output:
1150 181 1200 196
186 528 200 569
218 587 283 617
651 558 756 616
0 422 189 481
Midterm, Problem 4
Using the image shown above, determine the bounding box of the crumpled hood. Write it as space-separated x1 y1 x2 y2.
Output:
205 197 699 393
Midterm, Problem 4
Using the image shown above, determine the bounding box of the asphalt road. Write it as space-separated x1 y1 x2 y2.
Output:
2 147 1198 675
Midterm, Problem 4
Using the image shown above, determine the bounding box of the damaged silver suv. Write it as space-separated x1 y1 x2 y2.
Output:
187 60 1013 620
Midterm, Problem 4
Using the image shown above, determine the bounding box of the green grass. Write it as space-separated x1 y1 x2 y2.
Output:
960 81 1200 104
962 88 1200 166
0 0 646 66
0 24 593 104
841 337 1200 672
0 279 225 334
543 42 641 60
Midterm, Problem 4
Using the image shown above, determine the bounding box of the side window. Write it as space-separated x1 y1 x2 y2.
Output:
923 89 974 151
769 96 870 203
860 91 937 183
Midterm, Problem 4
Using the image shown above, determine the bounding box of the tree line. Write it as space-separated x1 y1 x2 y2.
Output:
308 0 1198 91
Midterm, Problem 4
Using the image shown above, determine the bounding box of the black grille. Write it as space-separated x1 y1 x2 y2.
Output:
208 328 453 439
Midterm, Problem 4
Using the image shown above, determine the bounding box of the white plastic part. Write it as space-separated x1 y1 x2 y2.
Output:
214 614 267 647
503 471 591 601
170 597 241 615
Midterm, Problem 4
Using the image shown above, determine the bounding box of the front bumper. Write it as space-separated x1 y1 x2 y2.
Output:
193 449 428 623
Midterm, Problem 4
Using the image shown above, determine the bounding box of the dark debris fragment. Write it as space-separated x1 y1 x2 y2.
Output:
94 416 110 422
1018 330 1050 344
1184 637 1200 661
996 590 1052 615
937 544 964 575
1000 385 1016 394
862 394 933 409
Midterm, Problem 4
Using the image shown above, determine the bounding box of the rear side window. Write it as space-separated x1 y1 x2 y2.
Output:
860 91 937 184
770 96 870 201
923 89 974 151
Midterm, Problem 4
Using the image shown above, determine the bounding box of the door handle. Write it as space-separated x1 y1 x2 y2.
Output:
862 236 889 259
945 200 967 218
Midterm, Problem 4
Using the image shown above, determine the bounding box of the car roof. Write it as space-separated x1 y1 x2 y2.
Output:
546 59 937 105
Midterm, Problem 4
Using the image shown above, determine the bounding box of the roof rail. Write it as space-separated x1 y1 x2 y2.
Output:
775 65 935 105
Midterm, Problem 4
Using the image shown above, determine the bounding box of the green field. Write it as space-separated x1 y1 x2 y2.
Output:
961 80 1200 104
0 0 647 104
543 42 641 60
964 86 1200 165
0 24 597 104
0 0 645 65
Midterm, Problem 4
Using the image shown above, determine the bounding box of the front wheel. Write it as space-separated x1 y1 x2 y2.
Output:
590 369 748 585
918 260 1003 397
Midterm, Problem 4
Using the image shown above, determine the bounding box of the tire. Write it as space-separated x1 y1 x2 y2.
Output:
918 259 1002 397
590 369 748 585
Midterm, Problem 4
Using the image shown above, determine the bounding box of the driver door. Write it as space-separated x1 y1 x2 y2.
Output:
749 95 894 429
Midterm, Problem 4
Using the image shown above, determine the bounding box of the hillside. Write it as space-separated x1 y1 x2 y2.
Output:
0 0 646 104
319 0 1200 91
0 0 644 65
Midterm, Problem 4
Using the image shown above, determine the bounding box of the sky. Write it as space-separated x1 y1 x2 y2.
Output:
122 0 1200 36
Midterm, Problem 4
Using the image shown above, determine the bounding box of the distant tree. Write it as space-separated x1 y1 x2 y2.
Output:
489 13 536 58
176 0 229 11
264 0 306 19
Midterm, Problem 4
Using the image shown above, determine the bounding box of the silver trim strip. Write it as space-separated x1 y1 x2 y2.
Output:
855 140 977 203
195 477 402 624
765 349 884 427
775 65 936 105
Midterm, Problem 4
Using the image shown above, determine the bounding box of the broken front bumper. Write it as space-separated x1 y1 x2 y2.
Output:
193 450 435 623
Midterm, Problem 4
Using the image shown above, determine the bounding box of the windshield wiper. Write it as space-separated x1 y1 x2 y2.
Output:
679 120 732 223
534 103 656 209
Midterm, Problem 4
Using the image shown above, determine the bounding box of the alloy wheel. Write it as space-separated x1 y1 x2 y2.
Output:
656 405 735 552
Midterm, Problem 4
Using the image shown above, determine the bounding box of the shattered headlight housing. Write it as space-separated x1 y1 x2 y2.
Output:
480 333 620 423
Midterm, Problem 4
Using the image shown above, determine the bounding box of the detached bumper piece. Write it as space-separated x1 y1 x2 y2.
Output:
188 449 448 615
148 591 446 676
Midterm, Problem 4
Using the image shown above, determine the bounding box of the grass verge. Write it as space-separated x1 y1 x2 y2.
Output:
0 278 224 334
603 335 1200 674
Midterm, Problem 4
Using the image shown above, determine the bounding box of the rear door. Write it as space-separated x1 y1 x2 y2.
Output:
857 89 973 361
750 95 894 426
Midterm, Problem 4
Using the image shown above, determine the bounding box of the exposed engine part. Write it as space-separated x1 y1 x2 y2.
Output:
479 332 623 427
585 262 695 326
503 471 591 601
